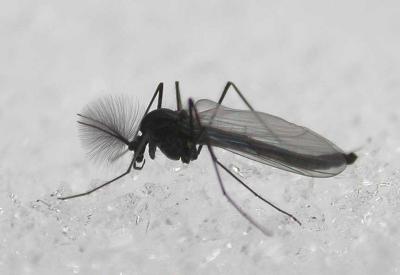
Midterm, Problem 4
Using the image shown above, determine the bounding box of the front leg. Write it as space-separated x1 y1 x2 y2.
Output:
143 82 164 115
175 81 183 111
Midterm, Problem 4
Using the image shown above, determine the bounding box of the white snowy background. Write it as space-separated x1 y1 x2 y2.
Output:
1 1 399 274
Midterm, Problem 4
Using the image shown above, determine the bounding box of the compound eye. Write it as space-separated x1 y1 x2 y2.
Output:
128 143 135 151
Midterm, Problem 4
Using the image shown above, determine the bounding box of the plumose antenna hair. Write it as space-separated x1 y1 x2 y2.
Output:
77 95 143 164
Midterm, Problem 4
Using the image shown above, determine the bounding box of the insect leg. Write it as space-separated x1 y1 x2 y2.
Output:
207 143 273 235
58 156 136 200
213 82 280 141
185 95 201 160
189 99 271 235
175 81 182 111
59 136 149 200
215 159 301 225
144 82 164 115
194 82 267 156
189 98 301 226
217 81 255 110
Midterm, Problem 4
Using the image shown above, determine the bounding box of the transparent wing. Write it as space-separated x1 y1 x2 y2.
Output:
196 99 348 178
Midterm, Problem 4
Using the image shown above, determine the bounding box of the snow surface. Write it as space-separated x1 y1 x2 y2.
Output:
1 1 400 274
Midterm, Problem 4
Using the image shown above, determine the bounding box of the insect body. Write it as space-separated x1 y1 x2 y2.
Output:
139 108 198 163
59 82 357 235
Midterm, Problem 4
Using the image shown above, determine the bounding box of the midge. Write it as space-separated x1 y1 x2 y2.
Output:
59 82 357 235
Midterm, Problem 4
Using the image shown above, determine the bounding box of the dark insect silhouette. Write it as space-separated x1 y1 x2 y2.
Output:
59 82 357 235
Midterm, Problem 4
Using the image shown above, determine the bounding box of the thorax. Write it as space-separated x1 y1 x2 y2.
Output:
140 108 190 140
